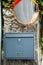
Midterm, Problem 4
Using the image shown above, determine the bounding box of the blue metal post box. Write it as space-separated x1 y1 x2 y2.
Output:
4 32 35 60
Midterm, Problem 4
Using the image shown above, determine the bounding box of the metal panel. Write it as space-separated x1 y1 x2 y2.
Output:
4 33 34 60
5 32 34 37
14 0 34 23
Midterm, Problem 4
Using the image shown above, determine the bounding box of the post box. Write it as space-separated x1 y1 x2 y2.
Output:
4 32 35 60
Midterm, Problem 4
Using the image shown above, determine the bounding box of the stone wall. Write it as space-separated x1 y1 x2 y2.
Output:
3 8 37 33
3 8 41 65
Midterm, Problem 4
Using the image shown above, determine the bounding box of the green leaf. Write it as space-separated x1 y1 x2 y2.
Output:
41 43 43 46
41 37 43 41
2 1 9 7
41 11 43 15
41 2 43 6
36 0 40 4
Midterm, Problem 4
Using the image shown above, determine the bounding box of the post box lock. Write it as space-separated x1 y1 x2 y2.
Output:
18 38 21 42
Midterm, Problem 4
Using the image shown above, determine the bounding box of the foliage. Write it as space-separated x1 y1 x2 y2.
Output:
41 37 43 54
2 0 16 8
32 0 43 15
33 0 43 5
41 37 43 46
36 0 43 6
